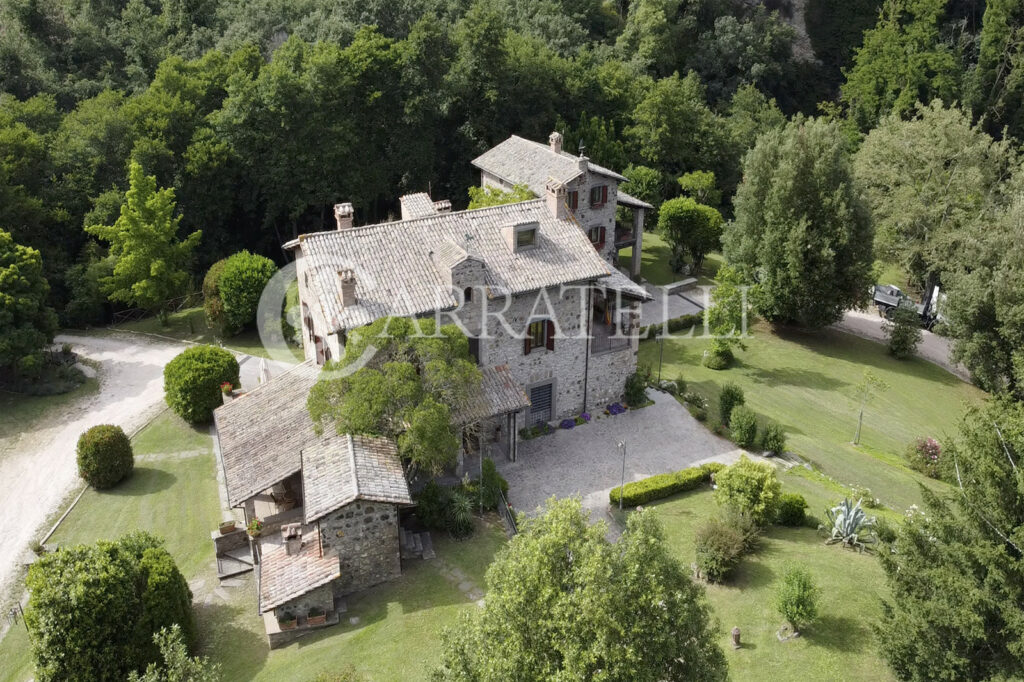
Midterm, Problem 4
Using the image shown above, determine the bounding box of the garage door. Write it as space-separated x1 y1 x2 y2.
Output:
529 383 553 426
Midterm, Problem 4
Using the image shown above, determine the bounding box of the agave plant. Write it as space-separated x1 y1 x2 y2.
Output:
822 498 877 552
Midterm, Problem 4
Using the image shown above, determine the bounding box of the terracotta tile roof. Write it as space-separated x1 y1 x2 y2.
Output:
454 364 531 424
215 361 322 508
471 135 653 210
302 434 413 523
287 199 613 333
258 523 339 612
399 192 438 220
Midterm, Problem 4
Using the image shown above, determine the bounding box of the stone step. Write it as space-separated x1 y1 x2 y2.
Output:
419 532 435 560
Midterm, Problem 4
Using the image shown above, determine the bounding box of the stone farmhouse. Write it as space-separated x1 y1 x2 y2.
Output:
212 132 653 646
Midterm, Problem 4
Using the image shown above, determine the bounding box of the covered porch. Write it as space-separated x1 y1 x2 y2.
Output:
590 269 653 355
614 192 652 278
454 364 532 467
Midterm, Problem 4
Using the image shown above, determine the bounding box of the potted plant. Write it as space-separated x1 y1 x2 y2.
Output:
220 381 233 395
277 612 297 631
219 520 236 535
246 517 263 538
307 607 327 627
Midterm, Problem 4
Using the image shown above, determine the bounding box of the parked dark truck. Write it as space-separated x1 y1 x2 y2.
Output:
872 284 944 329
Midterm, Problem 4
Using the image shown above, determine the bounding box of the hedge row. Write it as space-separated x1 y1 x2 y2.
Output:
638 313 705 340
609 461 725 507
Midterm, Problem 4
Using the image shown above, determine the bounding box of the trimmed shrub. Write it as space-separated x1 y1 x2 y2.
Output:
776 493 808 526
218 251 278 335
202 259 228 332
720 507 761 552
163 345 240 423
775 566 819 632
639 313 704 339
414 481 449 530
24 532 192 681
623 371 648 407
695 516 746 582
609 462 721 507
713 455 782 526
77 424 134 489
702 344 733 369
718 383 745 425
729 405 758 448
480 457 509 511
759 421 787 455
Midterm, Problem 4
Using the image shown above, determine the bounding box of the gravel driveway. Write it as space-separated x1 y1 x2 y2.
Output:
496 389 743 522
0 332 294 601
833 309 970 381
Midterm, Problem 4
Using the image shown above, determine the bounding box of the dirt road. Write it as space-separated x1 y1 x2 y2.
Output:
0 332 293 600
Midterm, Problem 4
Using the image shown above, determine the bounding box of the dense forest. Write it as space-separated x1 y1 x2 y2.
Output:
1 0 1023 391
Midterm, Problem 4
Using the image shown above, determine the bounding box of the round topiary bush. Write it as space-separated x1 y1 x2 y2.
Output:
76 424 134 489
729 406 758 448
218 251 278 335
776 492 808 526
163 345 240 423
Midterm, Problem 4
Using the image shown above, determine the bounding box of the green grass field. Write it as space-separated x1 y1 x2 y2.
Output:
639 487 895 682
0 409 506 682
107 306 302 360
619 232 723 285
641 323 984 510
0 376 99 464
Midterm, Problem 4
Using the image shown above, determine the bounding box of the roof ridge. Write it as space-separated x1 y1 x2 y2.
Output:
214 360 317 413
346 433 359 499
298 198 549 242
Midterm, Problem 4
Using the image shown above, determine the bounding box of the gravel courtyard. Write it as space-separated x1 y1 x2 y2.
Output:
496 389 743 522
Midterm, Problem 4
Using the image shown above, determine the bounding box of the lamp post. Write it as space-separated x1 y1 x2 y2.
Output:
618 440 626 511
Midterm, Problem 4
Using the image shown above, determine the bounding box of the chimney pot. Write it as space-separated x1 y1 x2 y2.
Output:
334 203 354 230
549 131 563 154
338 269 357 307
433 199 452 214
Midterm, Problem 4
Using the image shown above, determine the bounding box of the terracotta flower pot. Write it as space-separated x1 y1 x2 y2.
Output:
307 613 327 627
278 618 297 631
219 521 236 535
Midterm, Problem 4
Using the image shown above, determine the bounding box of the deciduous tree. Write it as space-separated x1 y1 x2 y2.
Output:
0 229 58 376
436 498 727 681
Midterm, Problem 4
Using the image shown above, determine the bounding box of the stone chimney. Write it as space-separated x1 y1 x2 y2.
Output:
282 523 302 556
545 178 567 220
577 154 588 174
549 131 563 154
433 199 452 213
338 269 357 307
334 202 354 230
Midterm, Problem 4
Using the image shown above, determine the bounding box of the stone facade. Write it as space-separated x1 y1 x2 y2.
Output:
319 500 401 596
272 583 333 623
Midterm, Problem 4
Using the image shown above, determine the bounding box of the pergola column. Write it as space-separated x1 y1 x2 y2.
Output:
631 207 644 278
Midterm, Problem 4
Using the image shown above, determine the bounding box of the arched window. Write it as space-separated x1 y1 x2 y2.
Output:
463 286 473 303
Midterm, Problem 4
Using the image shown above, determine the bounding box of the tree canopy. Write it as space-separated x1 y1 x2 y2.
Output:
307 317 482 474
436 497 727 681
0 229 58 376
86 162 201 315
875 397 1024 681
724 116 874 328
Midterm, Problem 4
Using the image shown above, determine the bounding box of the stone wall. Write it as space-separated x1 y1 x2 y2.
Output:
319 501 401 596
272 583 333 621
295 250 342 364
586 345 635 408
472 285 589 420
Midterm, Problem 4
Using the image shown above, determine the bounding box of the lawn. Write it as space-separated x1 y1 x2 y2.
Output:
0 376 99 465
640 323 985 510
0 408 507 682
106 306 303 361
619 232 723 285
639 486 895 681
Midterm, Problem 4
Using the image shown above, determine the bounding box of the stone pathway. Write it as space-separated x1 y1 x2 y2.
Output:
434 557 485 606
497 389 745 523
